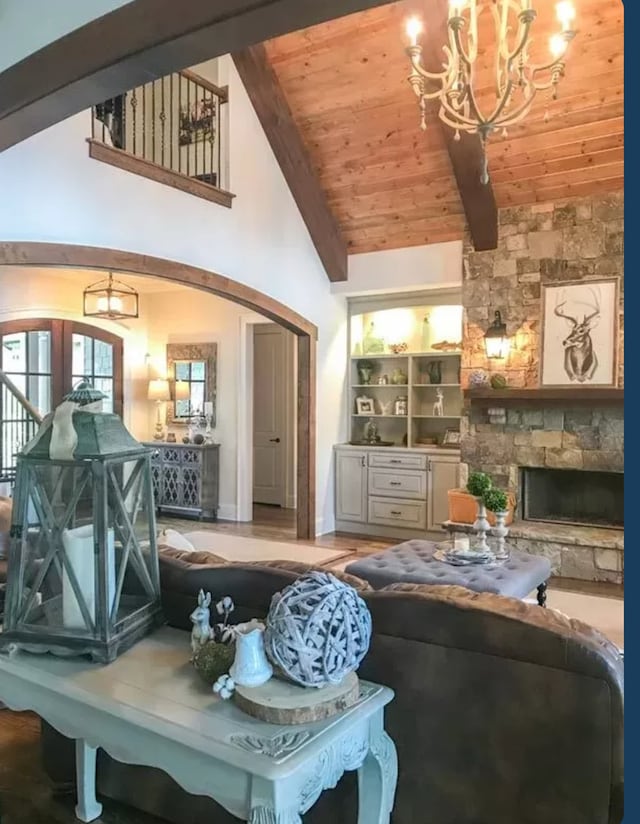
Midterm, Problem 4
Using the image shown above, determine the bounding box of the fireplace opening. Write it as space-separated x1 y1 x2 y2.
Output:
521 467 623 529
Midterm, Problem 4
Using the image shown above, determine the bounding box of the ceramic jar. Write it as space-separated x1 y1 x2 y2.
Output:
391 368 408 385
229 620 273 687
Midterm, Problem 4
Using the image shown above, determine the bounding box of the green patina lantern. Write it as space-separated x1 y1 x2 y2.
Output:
1 386 164 662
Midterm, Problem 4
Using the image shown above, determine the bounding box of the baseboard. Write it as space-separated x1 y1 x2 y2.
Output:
285 494 297 510
217 503 238 521
315 514 335 537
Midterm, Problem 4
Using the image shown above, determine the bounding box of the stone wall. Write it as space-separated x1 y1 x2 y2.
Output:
460 192 624 582
461 191 624 389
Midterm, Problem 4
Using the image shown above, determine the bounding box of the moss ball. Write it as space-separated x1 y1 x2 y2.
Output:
193 641 235 684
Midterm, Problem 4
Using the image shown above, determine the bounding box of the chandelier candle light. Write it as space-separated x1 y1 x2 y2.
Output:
405 0 577 183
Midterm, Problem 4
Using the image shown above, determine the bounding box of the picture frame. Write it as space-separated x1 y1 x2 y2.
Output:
540 278 619 388
441 428 461 447
356 396 375 415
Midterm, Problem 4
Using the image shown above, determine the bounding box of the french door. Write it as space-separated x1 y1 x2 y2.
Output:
0 319 123 416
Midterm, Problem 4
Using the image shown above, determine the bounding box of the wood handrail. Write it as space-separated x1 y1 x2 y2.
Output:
0 368 44 424
179 69 229 103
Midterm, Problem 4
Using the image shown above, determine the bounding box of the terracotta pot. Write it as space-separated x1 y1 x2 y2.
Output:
447 488 516 526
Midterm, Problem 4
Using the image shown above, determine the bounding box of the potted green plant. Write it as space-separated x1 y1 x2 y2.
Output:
483 488 511 559
466 472 493 550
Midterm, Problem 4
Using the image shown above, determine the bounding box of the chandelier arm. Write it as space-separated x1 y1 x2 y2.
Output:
438 101 483 131
491 88 538 128
407 48 450 83
450 23 474 71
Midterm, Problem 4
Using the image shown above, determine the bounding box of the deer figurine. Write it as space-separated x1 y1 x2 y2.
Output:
433 388 444 417
554 288 600 382
190 589 213 656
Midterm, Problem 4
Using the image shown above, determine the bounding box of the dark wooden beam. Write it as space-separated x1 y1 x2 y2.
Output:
0 0 392 153
233 45 347 282
422 0 498 251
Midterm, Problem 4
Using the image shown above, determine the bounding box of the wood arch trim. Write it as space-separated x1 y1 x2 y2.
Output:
0 242 316 539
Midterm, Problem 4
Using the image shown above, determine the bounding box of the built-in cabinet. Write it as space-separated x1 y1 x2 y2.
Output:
335 445 460 538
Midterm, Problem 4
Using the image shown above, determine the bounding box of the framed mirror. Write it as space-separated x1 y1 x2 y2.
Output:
166 342 217 425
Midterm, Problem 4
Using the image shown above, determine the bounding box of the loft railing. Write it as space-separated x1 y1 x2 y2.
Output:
0 369 43 483
90 69 231 203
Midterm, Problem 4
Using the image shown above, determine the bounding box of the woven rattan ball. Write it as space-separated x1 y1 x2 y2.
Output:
264 571 372 688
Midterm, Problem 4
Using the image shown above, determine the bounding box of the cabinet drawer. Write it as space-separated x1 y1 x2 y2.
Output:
369 497 427 529
368 452 427 470
368 468 427 499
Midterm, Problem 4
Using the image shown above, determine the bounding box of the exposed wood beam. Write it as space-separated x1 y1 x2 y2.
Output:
422 0 498 251
0 0 392 153
233 45 347 282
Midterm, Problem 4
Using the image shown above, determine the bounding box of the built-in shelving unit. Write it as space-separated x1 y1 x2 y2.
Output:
348 294 463 448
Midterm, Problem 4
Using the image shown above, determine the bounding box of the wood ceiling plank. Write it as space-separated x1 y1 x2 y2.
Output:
0 0 396 152
489 147 624 185
494 176 624 208
488 133 624 172
232 44 347 282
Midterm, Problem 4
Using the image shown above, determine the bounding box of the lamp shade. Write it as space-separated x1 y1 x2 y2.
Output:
147 379 171 402
484 311 510 359
174 380 190 400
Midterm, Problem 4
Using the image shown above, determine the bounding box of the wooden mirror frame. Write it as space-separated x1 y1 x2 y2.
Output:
166 342 217 425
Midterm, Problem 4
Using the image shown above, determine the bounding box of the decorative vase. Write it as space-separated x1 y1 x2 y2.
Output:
229 621 273 687
492 511 510 560
426 360 442 384
391 368 408 385
357 364 374 385
421 314 431 351
473 497 491 552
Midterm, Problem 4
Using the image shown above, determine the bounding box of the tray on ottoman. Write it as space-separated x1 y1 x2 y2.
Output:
346 540 551 604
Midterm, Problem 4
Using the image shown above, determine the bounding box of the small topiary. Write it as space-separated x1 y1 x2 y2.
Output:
483 488 509 513
193 640 236 685
490 373 508 389
466 471 492 497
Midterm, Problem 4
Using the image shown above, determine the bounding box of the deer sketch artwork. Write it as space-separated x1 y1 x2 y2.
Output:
553 286 602 382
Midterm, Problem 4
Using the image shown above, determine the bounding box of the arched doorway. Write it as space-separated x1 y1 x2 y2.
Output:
0 242 316 539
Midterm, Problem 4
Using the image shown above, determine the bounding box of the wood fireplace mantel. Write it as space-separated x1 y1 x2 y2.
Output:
464 387 624 407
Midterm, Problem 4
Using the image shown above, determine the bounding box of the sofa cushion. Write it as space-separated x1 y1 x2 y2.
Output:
159 546 228 566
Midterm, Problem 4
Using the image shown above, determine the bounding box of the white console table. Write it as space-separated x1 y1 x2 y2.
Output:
0 627 397 823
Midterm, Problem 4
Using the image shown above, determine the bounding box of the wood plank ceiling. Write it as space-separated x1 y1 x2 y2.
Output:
264 0 624 254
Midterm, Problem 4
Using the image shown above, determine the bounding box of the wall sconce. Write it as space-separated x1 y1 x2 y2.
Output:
484 311 510 359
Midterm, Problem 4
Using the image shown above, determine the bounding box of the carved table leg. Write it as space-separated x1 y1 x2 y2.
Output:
74 739 102 822
537 581 548 608
357 713 398 824
248 776 302 824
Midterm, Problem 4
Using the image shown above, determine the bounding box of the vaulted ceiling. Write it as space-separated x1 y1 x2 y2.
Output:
263 0 624 255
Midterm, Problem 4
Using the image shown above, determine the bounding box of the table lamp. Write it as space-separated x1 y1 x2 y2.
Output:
148 378 171 440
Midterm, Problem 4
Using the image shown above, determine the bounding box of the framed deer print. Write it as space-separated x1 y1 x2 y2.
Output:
540 278 619 388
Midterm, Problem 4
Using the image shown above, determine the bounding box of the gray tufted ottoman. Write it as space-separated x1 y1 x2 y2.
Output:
345 540 551 605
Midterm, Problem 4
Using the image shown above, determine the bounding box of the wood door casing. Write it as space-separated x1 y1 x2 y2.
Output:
253 323 286 507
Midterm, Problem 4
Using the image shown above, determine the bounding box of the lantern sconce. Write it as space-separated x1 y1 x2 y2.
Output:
484 311 510 359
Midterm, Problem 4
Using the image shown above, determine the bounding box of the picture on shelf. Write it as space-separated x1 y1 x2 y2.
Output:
441 428 461 447
356 396 375 415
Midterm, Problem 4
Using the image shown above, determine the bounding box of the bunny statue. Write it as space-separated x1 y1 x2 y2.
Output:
190 589 214 656
433 389 444 417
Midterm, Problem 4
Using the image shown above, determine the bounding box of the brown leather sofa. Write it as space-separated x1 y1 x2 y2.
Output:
41 552 624 824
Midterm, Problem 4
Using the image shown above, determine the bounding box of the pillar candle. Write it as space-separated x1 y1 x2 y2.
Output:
62 525 115 629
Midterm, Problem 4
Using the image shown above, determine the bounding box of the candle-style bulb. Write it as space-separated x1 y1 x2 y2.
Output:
449 0 462 16
405 16 423 46
555 0 575 31
549 33 567 59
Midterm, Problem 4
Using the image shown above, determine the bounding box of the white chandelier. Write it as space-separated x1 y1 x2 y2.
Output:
405 1 577 183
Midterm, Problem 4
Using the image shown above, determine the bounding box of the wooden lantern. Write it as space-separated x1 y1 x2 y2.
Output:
1 400 164 663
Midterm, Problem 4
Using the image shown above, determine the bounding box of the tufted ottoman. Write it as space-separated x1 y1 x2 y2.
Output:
345 540 551 605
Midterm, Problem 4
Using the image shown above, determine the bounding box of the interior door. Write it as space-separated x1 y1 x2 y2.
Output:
253 323 286 506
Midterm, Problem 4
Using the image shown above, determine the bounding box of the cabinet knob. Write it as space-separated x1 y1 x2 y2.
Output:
269 437 281 443
390 510 402 516
153 450 160 459
361 455 366 467
389 481 402 486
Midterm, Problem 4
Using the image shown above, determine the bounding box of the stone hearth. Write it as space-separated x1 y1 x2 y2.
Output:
460 192 624 583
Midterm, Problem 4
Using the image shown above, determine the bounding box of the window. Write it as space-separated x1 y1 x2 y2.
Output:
0 320 123 416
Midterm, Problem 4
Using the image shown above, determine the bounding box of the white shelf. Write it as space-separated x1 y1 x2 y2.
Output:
352 414 408 419
412 415 462 419
351 351 461 360
352 384 409 388
412 383 461 388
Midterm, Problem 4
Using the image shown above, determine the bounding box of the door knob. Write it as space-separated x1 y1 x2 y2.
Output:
269 437 281 443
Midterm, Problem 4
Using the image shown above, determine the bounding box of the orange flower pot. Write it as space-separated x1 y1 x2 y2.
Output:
447 488 516 526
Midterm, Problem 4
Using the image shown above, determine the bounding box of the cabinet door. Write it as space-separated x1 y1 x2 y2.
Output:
428 458 460 530
335 451 367 523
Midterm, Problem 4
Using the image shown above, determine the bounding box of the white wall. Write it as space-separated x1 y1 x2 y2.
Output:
0 55 348 534
0 0 132 72
338 241 463 297
0 267 149 435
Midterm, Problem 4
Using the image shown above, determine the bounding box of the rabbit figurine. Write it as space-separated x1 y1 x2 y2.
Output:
190 589 213 656
433 389 444 417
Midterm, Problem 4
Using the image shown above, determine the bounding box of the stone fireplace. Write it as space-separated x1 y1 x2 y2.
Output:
460 192 624 583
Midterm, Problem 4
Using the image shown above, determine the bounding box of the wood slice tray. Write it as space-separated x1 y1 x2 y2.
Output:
234 672 360 725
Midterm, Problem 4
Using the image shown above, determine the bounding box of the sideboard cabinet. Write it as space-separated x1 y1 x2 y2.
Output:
145 442 219 521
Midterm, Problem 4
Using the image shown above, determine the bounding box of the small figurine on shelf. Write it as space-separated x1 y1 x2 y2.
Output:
433 388 444 417
363 417 379 444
